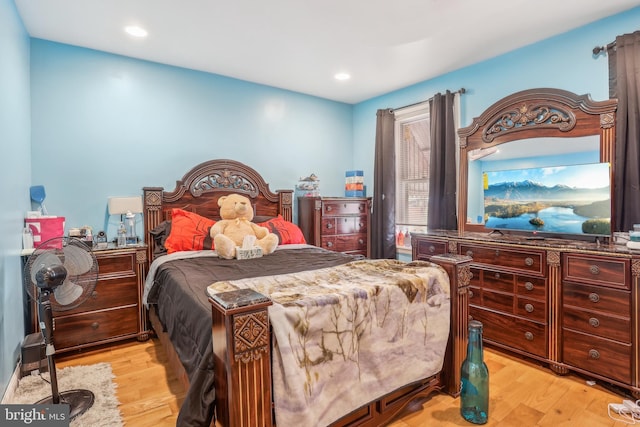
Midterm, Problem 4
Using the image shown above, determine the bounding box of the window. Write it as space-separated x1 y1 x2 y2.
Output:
394 104 430 250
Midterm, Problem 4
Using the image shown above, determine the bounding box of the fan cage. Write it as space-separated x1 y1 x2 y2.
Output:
23 237 99 312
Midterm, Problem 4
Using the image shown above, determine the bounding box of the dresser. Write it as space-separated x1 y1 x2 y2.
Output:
413 231 640 398
297 197 371 257
28 245 150 353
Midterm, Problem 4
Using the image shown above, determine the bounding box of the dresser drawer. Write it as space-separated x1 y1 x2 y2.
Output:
414 239 448 259
321 234 367 253
516 276 546 299
480 289 513 313
563 254 629 289
470 308 547 358
321 216 367 236
459 244 544 275
53 305 139 349
515 297 545 322
481 269 514 293
563 307 630 343
563 283 630 316
322 200 368 216
563 329 631 384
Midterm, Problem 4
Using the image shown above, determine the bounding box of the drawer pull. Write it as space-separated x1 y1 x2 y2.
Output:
359 222 365 229
466 250 473 257
495 250 500 257
428 245 435 253
589 317 600 328
589 349 600 360
326 223 333 229
524 332 534 341
91 322 99 330
91 291 98 299
525 303 534 313
468 290 474 298
326 242 333 248
359 205 364 211
524 282 534 291
589 292 600 303
589 265 600 275
494 272 501 279
524 257 534 266
358 238 364 245
326 206 333 212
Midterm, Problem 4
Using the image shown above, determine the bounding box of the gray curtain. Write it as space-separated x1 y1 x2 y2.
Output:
371 109 396 259
610 31 640 231
427 91 458 230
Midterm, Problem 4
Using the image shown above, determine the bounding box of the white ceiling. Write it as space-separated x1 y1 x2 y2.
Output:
14 0 640 104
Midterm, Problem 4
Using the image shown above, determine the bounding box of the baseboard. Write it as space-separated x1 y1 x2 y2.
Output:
1 363 20 404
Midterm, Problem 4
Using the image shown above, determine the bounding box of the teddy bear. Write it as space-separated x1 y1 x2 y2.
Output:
210 193 279 259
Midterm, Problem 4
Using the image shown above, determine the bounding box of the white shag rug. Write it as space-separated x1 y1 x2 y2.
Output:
9 363 123 427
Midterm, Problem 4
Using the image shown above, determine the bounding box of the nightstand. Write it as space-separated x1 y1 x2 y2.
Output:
27 244 150 353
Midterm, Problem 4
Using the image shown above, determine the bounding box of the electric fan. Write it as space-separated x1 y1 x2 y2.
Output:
23 236 99 419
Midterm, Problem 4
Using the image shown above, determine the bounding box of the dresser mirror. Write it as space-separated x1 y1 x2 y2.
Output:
457 88 617 241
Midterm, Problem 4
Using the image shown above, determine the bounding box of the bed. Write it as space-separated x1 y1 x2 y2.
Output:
141 159 472 427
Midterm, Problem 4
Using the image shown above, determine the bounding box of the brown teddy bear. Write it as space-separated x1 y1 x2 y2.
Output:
210 193 279 259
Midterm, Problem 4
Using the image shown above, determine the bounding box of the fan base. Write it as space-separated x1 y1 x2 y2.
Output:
36 389 95 420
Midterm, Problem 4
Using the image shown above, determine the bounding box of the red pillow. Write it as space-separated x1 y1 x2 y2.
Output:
164 208 216 254
258 215 306 245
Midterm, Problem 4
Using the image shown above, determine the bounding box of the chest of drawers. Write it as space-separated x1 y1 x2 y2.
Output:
298 197 371 257
561 253 631 384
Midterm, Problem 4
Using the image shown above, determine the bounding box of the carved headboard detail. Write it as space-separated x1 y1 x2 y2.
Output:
143 159 293 261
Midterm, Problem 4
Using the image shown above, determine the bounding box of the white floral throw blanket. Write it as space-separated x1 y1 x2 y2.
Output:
207 259 451 427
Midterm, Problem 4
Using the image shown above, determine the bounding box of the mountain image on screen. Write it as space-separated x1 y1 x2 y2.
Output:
483 163 611 236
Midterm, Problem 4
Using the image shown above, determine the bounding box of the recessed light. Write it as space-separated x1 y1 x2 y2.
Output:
125 25 148 38
334 72 351 81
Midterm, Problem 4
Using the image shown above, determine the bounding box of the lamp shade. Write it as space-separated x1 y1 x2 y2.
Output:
108 196 143 215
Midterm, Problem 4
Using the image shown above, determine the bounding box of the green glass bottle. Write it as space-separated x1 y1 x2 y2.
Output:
460 320 489 424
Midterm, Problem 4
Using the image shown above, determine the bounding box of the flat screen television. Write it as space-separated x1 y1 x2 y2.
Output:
483 162 611 238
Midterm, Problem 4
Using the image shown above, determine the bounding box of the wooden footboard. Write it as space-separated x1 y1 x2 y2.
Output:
209 254 472 427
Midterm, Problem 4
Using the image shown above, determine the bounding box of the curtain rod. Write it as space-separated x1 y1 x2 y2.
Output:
394 87 466 111
593 40 616 55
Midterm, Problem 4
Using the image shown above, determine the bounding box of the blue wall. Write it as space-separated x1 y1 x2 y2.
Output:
353 7 640 195
30 40 353 237
0 0 31 398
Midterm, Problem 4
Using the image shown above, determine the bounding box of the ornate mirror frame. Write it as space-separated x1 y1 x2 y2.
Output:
457 88 618 236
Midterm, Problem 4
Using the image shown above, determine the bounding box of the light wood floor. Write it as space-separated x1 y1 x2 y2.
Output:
56 338 635 426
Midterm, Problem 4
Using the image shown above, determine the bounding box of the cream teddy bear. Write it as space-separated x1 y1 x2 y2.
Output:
210 193 279 259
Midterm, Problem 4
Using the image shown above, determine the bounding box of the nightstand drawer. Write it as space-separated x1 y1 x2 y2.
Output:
60 276 138 315
53 305 138 349
96 251 137 276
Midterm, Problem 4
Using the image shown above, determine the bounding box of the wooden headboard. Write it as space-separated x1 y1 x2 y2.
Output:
143 159 293 261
